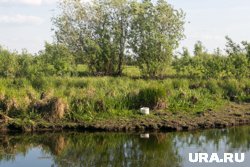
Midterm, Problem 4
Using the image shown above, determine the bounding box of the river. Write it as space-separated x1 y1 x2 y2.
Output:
0 126 249 167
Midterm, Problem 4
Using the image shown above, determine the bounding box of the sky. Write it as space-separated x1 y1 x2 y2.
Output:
0 0 250 54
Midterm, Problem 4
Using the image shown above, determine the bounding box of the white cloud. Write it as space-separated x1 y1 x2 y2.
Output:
0 14 43 25
0 0 57 6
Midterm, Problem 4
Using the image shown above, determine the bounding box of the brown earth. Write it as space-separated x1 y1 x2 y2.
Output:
1 102 250 132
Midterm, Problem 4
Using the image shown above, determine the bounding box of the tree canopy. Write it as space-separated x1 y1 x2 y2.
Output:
52 0 185 76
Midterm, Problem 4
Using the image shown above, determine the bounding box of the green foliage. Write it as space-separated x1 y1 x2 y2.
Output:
69 96 95 121
10 78 30 89
226 53 249 79
130 0 185 77
138 87 166 109
0 47 18 78
53 0 130 75
206 79 221 95
0 43 76 78
126 87 167 110
173 38 250 79
30 76 53 91
1 5 250 124
123 66 141 77
16 51 35 78
172 79 189 90
53 0 184 77
3 76 250 122
40 43 76 76
194 41 206 56
220 79 242 101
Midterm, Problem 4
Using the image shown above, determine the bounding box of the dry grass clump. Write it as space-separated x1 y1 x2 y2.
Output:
0 93 19 116
31 91 68 121
0 113 12 123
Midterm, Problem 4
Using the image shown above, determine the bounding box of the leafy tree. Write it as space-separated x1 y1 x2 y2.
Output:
203 54 227 79
175 42 209 78
173 47 192 76
242 41 250 62
130 0 185 77
16 49 35 78
194 41 206 56
53 0 184 77
225 37 249 78
53 0 130 75
225 36 242 56
0 46 18 78
173 38 250 79
39 43 76 76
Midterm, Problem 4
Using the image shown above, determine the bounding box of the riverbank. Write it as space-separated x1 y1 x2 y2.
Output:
1 76 250 132
1 102 250 132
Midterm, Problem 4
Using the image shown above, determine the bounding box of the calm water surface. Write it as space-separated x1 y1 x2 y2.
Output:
0 126 249 167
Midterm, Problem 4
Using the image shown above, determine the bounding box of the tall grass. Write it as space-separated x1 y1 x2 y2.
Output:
1 75 249 122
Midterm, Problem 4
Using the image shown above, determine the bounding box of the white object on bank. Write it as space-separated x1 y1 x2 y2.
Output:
140 107 150 115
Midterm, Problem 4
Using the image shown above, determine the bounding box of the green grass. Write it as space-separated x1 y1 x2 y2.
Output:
1 66 250 123
123 66 141 77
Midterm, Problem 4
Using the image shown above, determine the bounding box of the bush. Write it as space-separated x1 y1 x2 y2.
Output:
40 43 76 76
206 79 221 94
30 77 53 91
127 87 167 110
0 47 18 78
70 97 91 115
66 79 88 89
10 78 30 89
172 79 189 90
221 79 242 101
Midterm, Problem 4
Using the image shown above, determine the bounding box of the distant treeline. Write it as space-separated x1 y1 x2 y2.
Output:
174 37 250 79
0 43 76 78
0 0 250 79
0 36 250 79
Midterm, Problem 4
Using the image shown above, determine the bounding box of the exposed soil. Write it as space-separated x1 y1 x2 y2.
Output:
1 102 250 132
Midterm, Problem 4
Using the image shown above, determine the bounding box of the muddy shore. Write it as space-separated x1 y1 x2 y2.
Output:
1 103 250 132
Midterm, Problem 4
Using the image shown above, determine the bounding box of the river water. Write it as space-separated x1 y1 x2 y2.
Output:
0 126 249 167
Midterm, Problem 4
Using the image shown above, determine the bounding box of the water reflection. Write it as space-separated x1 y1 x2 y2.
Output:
0 126 249 167
140 133 150 139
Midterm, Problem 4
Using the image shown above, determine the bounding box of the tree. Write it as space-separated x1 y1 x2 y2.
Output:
225 37 249 78
130 0 185 77
0 46 18 78
225 36 242 56
194 41 206 56
53 0 130 75
242 41 250 62
173 47 192 76
16 49 34 78
53 0 185 77
40 43 76 76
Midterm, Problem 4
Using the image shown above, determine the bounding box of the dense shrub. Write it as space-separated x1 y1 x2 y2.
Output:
40 43 76 76
206 79 221 94
221 79 242 101
0 47 18 78
30 77 53 91
127 87 167 110
173 38 250 79
172 79 189 90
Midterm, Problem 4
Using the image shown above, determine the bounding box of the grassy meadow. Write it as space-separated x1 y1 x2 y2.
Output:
1 65 250 128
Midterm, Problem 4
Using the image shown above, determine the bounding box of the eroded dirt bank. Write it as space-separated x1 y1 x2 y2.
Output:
1 103 250 132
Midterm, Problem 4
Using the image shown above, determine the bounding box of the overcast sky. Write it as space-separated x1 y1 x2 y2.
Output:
0 0 250 53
